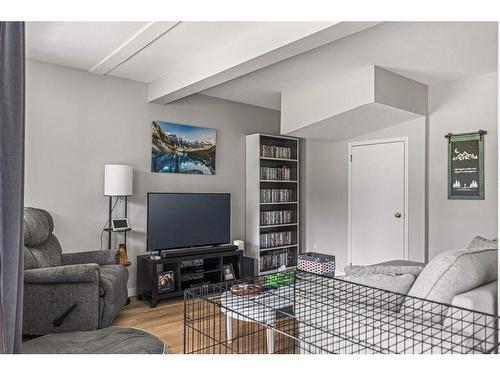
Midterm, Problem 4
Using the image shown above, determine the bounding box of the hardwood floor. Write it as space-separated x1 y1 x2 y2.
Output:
113 297 186 354
113 296 297 354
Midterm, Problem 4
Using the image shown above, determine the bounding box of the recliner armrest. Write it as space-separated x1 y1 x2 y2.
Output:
25 264 100 284
62 249 118 266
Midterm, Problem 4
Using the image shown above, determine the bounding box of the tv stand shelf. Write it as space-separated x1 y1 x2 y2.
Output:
136 245 241 308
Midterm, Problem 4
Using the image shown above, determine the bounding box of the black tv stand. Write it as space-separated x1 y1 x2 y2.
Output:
136 245 241 307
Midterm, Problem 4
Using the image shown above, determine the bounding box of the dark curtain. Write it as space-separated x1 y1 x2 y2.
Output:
0 21 25 354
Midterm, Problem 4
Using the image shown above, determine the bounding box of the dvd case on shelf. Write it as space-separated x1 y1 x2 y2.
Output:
260 210 294 225
260 188 294 203
259 231 293 248
259 248 295 272
260 145 292 159
260 166 292 181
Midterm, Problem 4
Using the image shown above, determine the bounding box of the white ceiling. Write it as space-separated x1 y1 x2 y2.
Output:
27 22 149 71
202 22 498 109
26 22 497 111
25 21 377 104
26 21 342 81
111 22 334 83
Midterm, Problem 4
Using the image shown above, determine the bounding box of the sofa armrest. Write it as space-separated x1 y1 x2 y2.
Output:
62 249 118 266
441 281 497 351
449 280 497 315
25 264 100 284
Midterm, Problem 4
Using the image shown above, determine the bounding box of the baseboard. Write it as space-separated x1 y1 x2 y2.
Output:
128 287 137 297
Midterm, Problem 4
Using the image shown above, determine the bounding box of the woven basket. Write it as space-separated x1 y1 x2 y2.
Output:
297 252 335 276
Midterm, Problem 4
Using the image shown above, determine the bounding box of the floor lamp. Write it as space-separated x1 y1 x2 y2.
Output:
104 164 133 250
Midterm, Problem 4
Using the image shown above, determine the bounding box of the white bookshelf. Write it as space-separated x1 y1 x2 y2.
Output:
246 133 300 275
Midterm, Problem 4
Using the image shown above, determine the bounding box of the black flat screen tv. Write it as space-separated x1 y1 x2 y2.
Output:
147 192 230 252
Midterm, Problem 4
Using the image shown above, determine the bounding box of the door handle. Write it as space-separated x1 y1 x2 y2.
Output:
394 212 402 218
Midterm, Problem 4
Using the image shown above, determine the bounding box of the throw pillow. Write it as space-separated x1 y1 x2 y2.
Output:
466 236 498 251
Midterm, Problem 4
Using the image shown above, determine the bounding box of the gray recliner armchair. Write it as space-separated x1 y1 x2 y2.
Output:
23 207 129 336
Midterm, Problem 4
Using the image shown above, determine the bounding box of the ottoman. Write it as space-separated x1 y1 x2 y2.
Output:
22 326 168 354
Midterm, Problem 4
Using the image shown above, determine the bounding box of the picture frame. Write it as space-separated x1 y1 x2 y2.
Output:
447 131 485 200
151 121 217 175
222 263 236 281
157 271 175 293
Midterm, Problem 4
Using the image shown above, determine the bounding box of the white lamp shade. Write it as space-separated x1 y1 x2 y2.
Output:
104 164 133 196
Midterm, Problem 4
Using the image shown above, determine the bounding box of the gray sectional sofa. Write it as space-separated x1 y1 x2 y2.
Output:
296 236 498 353
344 236 498 315
23 207 129 336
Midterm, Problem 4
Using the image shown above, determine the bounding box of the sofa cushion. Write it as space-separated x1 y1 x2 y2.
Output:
342 273 415 294
407 246 498 306
341 273 415 312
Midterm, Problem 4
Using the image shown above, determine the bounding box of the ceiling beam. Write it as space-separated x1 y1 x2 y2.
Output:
147 22 380 104
90 21 180 75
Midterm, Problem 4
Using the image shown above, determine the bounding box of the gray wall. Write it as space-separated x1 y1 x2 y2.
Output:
428 72 498 258
304 72 498 271
304 117 426 271
24 60 498 290
25 60 280 294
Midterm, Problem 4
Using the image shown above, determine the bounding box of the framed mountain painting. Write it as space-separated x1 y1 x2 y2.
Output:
151 121 216 175
447 131 485 200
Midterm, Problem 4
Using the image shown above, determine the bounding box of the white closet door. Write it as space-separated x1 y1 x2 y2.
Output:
349 140 406 265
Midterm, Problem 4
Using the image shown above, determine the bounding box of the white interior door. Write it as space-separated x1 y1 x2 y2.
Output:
349 139 407 265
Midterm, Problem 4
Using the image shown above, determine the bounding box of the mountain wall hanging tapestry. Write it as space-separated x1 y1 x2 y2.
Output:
447 131 485 200
151 121 216 175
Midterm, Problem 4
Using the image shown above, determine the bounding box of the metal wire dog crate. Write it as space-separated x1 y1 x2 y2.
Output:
184 271 499 354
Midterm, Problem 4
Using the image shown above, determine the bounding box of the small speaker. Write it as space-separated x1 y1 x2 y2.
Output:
233 240 245 251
